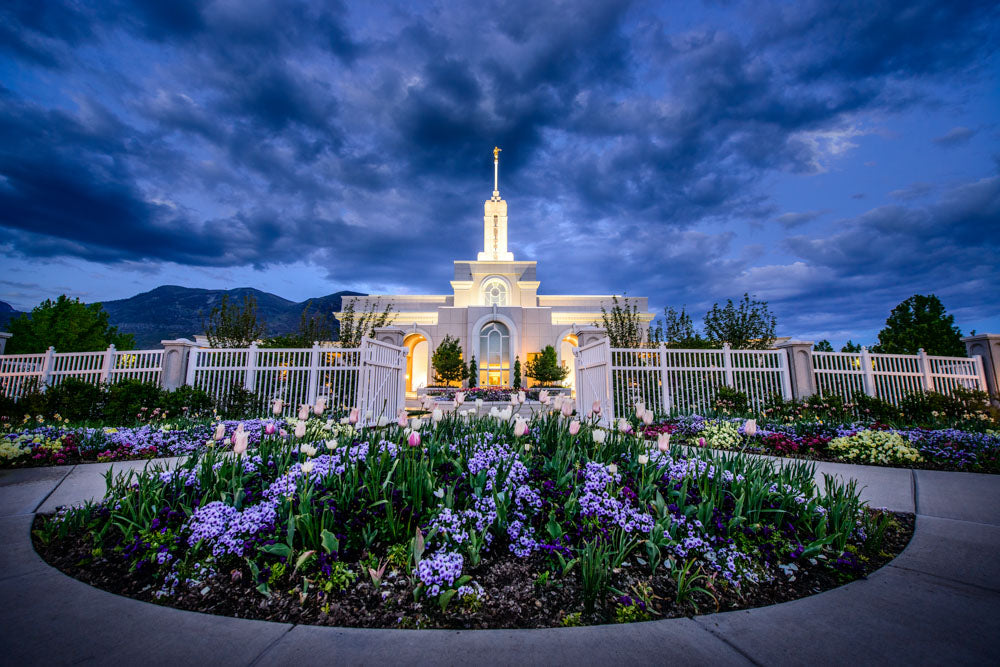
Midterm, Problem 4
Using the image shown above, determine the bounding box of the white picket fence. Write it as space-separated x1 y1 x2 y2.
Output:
813 348 986 404
0 345 163 400
0 339 407 425
577 342 986 419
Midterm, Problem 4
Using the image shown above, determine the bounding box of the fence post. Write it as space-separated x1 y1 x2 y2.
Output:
722 343 734 388
776 341 815 400
917 348 934 392
161 339 196 391
659 343 671 413
100 344 116 384
973 355 989 394
398 347 409 414
185 346 199 387
244 342 258 392
307 342 321 405
0 332 11 355
39 346 56 390
860 347 876 397
962 334 1000 404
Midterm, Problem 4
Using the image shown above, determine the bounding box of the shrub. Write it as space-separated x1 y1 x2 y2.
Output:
216 382 259 419
44 378 104 422
162 385 214 419
828 430 923 465
712 387 749 416
104 379 164 424
525 346 568 386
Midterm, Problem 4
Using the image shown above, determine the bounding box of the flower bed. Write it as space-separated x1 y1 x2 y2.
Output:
1 419 287 467
652 415 1000 473
35 412 911 628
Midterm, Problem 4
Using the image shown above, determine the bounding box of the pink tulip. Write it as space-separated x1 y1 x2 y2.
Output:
657 432 671 452
407 430 422 448
233 432 248 455
294 422 306 438
279 429 288 437
264 422 276 436
517 391 526 404
213 423 226 441
298 405 309 421
744 419 757 437
591 400 601 415
568 420 580 436
561 401 574 418
698 437 706 447
642 411 653 426
349 407 359 425
397 411 408 428
455 392 466 406
513 419 528 437
313 397 327 415
539 390 550 405
272 399 284 415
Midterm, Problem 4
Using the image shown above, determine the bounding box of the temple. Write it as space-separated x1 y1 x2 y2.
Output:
338 149 652 392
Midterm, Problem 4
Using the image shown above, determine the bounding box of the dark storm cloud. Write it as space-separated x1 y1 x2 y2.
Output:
0 0 997 337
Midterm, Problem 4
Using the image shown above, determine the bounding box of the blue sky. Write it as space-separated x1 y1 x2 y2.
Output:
1 0 997 348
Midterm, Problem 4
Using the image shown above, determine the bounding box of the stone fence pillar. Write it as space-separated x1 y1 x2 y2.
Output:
575 326 607 348
963 334 1000 403
776 340 816 401
0 332 10 355
160 338 198 391
373 326 407 347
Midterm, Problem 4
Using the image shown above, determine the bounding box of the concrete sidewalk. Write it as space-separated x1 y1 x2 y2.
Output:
0 457 997 666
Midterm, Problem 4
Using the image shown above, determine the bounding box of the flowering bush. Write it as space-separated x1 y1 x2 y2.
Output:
827 430 923 464
698 420 742 450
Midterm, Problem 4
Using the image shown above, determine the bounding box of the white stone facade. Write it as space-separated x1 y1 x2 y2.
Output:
338 151 652 390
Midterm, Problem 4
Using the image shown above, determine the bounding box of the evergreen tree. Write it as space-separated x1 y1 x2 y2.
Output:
261 300 334 348
513 356 522 389
526 345 570 385
431 335 467 386
841 340 862 353
6 295 134 354
468 355 478 388
813 340 834 352
202 294 266 348
703 293 777 350
871 294 965 356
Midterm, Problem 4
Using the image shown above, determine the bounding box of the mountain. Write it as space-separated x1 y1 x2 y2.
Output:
0 301 22 330
98 286 365 348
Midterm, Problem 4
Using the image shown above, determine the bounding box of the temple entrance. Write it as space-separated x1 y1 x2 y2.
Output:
404 333 429 394
560 333 578 394
479 321 510 386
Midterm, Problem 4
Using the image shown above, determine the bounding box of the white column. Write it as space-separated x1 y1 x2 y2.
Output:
185 346 199 387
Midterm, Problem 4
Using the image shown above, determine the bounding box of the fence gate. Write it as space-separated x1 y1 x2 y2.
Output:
355 337 407 427
574 337 612 425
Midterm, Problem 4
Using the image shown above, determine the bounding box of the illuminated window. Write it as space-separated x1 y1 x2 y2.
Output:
481 278 508 306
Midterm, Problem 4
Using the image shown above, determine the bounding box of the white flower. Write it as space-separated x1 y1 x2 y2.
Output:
517 390 526 404
325 439 337 450
744 419 757 437
272 399 284 415
513 418 528 437
638 454 649 465
213 423 226 441
377 415 389 427
300 443 317 457
635 401 645 418
432 408 443 423
433 488 445 499
410 418 423 431
607 463 618 475
476 398 484 409
301 460 314 474
294 422 306 438
524 443 532 452
593 429 607 444
298 405 310 421
455 392 466 406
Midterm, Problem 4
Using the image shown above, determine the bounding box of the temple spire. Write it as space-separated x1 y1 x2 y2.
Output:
493 146 501 197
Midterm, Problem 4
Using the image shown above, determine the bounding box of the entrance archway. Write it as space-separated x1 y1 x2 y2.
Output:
404 333 430 394
558 332 579 394
479 321 511 386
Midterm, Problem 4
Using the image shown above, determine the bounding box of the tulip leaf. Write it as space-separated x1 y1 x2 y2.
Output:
261 543 292 558
438 588 458 612
321 528 339 555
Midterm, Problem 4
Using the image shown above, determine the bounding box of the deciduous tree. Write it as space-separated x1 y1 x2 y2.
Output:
7 295 134 354
871 294 965 356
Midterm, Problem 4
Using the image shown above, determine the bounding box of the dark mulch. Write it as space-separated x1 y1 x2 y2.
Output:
32 512 914 629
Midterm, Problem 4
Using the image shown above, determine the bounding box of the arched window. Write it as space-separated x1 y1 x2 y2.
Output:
481 278 508 306
479 321 510 386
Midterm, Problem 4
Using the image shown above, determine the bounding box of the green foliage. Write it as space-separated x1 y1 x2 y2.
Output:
43 378 104 422
103 379 167 424
871 294 965 356
703 293 776 350
813 340 834 352
467 356 478 388
711 387 750 416
261 300 334 348
337 298 393 347
512 356 522 389
599 295 649 348
659 306 714 348
6 295 134 354
431 335 467 386
841 340 862 353
525 346 568 386
215 382 260 419
202 294 266 348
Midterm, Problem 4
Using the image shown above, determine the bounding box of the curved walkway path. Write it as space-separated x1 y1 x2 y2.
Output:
1 457 998 666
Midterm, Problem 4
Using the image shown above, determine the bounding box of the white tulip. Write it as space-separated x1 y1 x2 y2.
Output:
635 402 645 418
513 418 528 437
517 391 526 404
325 439 337 450
301 460 314 474
638 454 649 465
744 419 758 437
300 443 317 457
642 411 653 426
298 405 310 421
410 417 423 431
657 432 671 452
539 390 550 405
377 415 389 427
455 392 466 406
607 463 618 475
593 429 607 444
213 423 226 441
272 399 284 415
432 408 443 423
294 422 306 438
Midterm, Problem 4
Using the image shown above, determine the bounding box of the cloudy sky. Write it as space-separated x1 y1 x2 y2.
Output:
1 0 997 347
